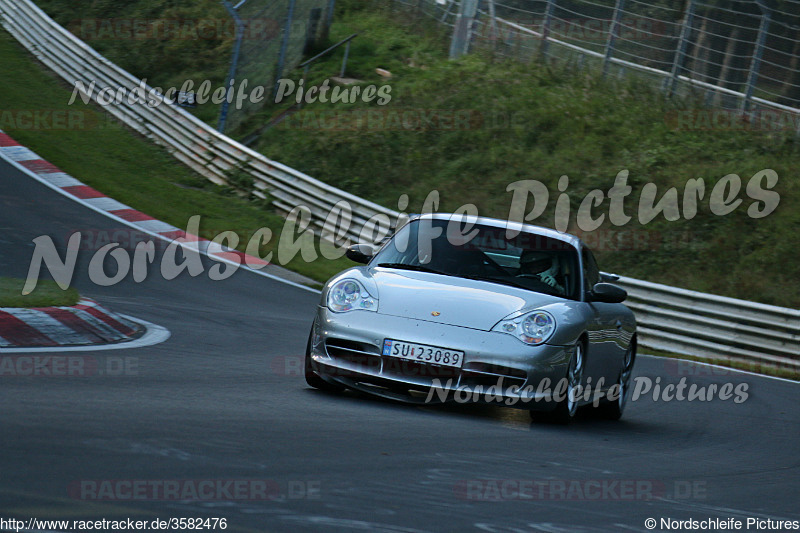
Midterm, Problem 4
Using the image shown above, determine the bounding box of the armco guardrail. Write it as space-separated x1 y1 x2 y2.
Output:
1 0 798 369
615 276 800 370
0 0 398 245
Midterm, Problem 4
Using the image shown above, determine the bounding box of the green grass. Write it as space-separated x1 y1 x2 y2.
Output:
33 0 232 126
0 29 348 285
247 2 800 308
23 0 800 308
0 277 79 308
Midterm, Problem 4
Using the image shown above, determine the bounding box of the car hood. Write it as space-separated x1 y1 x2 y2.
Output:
369 268 564 330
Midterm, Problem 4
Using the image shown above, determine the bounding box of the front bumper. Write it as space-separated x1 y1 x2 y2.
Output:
308 307 574 410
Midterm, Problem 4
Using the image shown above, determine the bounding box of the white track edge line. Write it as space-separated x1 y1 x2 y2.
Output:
639 353 799 384
0 151 320 294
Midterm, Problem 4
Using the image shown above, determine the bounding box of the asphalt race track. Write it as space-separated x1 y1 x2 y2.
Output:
1 156 798 533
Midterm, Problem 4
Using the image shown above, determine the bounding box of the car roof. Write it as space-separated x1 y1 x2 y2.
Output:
411 213 583 250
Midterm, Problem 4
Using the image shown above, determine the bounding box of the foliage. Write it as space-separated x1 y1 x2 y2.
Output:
251 4 800 307
6 2 800 307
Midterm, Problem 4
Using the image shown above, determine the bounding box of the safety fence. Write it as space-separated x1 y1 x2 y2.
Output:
397 0 800 130
218 0 333 133
1 0 797 369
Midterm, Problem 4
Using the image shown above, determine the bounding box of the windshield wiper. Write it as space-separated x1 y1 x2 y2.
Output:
463 274 565 297
377 263 451 276
461 274 528 289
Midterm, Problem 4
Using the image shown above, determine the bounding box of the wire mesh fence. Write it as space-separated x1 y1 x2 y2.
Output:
220 0 333 133
396 0 800 132
393 0 463 25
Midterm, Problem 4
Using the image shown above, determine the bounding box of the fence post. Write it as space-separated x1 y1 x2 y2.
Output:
273 0 297 100
602 0 625 77
540 0 555 58
217 0 247 132
441 0 455 23
741 6 771 112
321 0 335 41
487 0 499 45
668 0 695 97
449 0 479 58
340 39 351 77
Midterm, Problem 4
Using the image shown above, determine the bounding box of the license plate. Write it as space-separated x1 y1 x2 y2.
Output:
382 339 465 368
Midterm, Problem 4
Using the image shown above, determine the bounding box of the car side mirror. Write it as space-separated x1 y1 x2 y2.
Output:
345 244 374 264
590 282 627 303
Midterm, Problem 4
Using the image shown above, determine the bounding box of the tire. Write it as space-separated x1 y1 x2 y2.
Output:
596 338 636 420
531 340 585 424
304 329 344 393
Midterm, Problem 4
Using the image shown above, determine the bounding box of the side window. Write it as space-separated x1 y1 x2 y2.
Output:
582 247 600 290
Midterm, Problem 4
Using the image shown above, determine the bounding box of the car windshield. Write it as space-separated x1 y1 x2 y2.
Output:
372 218 581 300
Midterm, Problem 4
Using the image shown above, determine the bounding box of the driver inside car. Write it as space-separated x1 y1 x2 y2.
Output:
517 250 565 295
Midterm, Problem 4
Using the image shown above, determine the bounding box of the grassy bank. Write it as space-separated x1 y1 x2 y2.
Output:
33 0 231 125
251 2 800 308
5 0 800 309
0 278 79 307
0 29 348 285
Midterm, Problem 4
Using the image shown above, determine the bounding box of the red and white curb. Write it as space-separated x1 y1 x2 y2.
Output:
0 297 140 348
0 128 317 291
0 127 313 350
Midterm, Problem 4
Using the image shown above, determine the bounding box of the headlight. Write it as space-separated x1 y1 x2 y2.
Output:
493 310 556 345
327 279 377 312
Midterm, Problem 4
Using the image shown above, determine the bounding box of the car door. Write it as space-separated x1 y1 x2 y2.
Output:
580 247 623 387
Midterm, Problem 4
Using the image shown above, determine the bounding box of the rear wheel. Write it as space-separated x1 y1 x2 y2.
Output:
304 329 344 393
596 338 636 420
531 341 584 424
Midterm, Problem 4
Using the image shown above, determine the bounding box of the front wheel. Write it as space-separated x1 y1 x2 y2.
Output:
531 341 584 424
304 329 344 393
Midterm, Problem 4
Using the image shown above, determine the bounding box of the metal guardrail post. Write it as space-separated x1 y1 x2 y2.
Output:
741 3 771 113
540 0 555 58
217 0 247 133
291 33 357 111
339 39 351 77
602 0 625 77
668 0 695 98
273 0 297 100
449 0 479 59
297 33 358 75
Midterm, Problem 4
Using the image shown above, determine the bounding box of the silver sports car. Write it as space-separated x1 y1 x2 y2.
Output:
305 214 637 423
